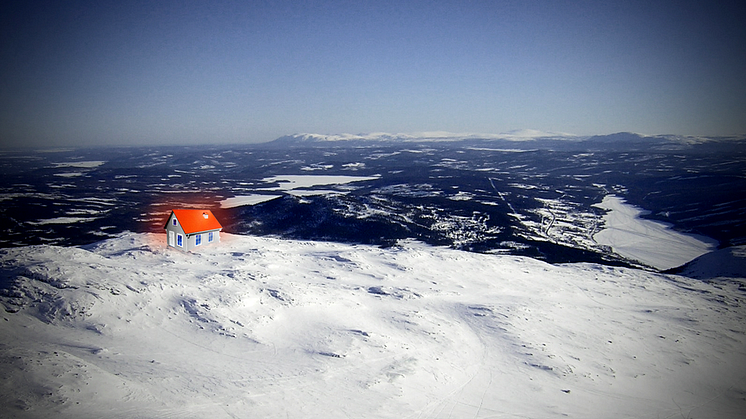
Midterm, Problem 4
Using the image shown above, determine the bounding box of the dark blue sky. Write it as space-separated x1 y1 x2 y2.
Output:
2 0 744 147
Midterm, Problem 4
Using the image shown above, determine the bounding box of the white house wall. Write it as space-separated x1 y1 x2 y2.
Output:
184 230 220 251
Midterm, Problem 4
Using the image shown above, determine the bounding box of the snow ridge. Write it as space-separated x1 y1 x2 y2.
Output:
1 233 745 418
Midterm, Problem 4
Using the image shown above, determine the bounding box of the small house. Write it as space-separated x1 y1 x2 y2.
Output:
164 209 222 252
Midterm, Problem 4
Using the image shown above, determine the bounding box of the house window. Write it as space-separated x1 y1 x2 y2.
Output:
196 234 202 246
177 234 183 247
173 218 177 226
208 231 214 242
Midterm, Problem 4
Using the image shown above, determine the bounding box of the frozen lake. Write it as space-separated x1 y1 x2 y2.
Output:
593 195 718 270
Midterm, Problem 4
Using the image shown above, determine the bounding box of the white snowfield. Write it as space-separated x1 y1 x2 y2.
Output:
1 233 745 418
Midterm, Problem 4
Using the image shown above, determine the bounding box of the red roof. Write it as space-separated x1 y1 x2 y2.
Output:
169 209 222 234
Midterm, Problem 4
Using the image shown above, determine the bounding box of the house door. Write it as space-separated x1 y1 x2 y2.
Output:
168 231 174 246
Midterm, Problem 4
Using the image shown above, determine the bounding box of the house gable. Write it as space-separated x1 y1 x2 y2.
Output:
166 213 185 233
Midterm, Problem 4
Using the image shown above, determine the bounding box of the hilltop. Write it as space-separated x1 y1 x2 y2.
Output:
1 233 745 418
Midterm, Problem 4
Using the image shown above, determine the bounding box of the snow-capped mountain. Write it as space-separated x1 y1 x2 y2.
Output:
268 131 746 152
270 130 580 145
1 233 744 418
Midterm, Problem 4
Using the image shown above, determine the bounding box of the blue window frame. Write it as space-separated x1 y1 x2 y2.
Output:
208 231 214 242
196 234 202 246
172 218 177 226
177 234 183 247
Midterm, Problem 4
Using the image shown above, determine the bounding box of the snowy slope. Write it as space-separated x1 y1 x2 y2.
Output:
1 233 745 418
676 245 746 280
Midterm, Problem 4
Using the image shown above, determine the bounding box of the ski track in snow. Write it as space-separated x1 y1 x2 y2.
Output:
1 233 745 418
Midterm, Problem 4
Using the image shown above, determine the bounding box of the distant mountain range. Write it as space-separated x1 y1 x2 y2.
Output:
267 131 746 152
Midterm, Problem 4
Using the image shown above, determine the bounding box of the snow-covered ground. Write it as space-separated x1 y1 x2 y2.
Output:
1 233 745 418
593 195 718 270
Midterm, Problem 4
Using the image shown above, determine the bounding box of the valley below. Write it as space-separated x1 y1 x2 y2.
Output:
1 133 745 417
